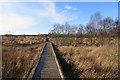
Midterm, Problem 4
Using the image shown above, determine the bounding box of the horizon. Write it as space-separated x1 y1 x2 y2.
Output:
0 1 118 35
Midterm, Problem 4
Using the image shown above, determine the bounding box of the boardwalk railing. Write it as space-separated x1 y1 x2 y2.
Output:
28 42 47 79
50 42 64 78
28 41 64 79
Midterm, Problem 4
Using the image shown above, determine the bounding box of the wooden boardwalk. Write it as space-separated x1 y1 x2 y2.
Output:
30 42 63 79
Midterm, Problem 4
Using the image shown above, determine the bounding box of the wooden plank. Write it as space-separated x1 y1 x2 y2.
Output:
40 42 61 78
30 42 63 79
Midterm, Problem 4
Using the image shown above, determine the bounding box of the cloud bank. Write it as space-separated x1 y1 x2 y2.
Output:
0 2 74 34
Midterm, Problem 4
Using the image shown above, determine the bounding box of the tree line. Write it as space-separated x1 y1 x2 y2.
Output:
50 12 120 38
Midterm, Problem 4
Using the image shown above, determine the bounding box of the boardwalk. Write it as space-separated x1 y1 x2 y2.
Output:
31 42 63 79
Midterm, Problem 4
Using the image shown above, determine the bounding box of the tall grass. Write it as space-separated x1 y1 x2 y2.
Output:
2 35 44 78
52 37 118 78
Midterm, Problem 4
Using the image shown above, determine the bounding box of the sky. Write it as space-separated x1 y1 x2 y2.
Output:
0 1 118 35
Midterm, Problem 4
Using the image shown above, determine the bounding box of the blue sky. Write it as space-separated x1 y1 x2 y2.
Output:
0 2 118 35
56 2 118 25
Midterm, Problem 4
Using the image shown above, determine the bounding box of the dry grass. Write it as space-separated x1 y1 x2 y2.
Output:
56 38 118 78
2 35 45 78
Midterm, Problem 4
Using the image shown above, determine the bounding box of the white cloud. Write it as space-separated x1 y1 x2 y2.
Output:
0 12 37 33
64 5 78 10
0 3 38 34
65 5 72 10
35 2 68 23
0 2 75 34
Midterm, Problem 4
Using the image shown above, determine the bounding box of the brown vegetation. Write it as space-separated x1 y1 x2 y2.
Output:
52 37 118 78
2 35 45 78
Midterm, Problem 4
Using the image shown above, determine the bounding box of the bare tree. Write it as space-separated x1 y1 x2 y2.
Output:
90 12 101 29
69 25 78 34
77 24 85 43
51 23 65 34
86 22 96 36
59 25 64 34
107 18 119 37
85 22 96 45
85 12 102 38
77 24 85 36
52 23 60 34
64 22 71 34
99 17 114 35
114 18 120 27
